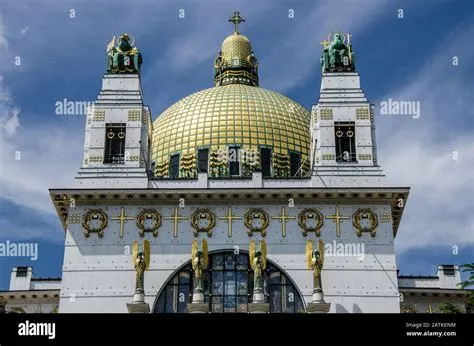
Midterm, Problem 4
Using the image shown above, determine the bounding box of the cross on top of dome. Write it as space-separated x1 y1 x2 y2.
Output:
214 11 259 87
229 11 245 33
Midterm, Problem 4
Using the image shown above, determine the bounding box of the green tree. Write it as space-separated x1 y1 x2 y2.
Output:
459 263 474 306
439 302 463 314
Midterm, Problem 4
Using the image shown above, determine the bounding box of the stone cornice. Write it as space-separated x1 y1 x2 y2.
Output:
399 288 472 297
50 186 409 238
0 290 60 301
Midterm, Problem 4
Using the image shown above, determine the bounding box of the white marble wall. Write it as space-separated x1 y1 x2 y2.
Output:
59 202 398 313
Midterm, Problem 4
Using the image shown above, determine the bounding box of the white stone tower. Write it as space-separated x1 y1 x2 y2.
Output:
310 33 384 188
307 32 409 313
75 34 152 189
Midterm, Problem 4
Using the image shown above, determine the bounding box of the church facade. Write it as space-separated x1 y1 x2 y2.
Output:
49 13 411 313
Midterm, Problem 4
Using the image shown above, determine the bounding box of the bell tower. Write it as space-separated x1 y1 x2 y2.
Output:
310 32 385 187
75 33 153 188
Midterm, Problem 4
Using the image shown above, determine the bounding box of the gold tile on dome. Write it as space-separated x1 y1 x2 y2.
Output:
151 86 311 166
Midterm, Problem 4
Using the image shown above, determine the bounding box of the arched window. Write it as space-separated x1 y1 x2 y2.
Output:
153 251 305 313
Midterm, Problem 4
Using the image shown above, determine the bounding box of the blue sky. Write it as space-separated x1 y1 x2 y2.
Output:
0 0 473 290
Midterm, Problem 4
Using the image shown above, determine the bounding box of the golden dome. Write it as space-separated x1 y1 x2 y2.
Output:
151 12 310 178
220 33 253 70
151 84 311 177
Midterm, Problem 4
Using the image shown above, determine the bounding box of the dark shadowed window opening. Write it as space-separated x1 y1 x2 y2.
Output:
335 122 357 163
229 146 240 176
16 267 28 277
198 149 209 173
169 154 180 178
261 148 271 177
104 123 126 164
290 152 301 177
443 265 455 276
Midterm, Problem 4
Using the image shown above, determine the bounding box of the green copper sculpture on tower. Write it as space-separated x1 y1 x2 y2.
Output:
106 33 143 74
320 32 355 73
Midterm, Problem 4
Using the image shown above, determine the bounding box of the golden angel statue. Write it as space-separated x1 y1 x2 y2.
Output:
306 239 324 291
132 240 150 294
249 240 267 294
191 239 208 293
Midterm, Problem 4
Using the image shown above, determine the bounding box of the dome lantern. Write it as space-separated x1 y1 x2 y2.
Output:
214 12 259 87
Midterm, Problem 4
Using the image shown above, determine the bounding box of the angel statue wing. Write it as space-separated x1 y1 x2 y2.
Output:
318 239 324 267
132 240 139 264
106 36 115 53
306 240 313 270
260 240 267 270
201 239 208 269
249 240 256 270
144 240 150 271
191 239 198 269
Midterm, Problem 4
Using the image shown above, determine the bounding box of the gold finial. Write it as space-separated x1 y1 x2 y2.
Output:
229 11 245 33
320 39 330 48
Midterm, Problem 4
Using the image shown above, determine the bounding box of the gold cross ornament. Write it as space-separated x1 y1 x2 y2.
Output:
325 206 349 237
111 207 135 238
165 207 189 237
320 39 330 48
229 11 245 33
272 206 296 237
218 207 242 237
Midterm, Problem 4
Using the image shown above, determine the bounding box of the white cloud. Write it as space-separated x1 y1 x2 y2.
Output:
156 0 394 94
158 2 275 74
0 77 20 137
0 13 7 50
0 119 82 216
377 22 474 253
147 0 393 112
261 0 392 93
0 76 82 236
